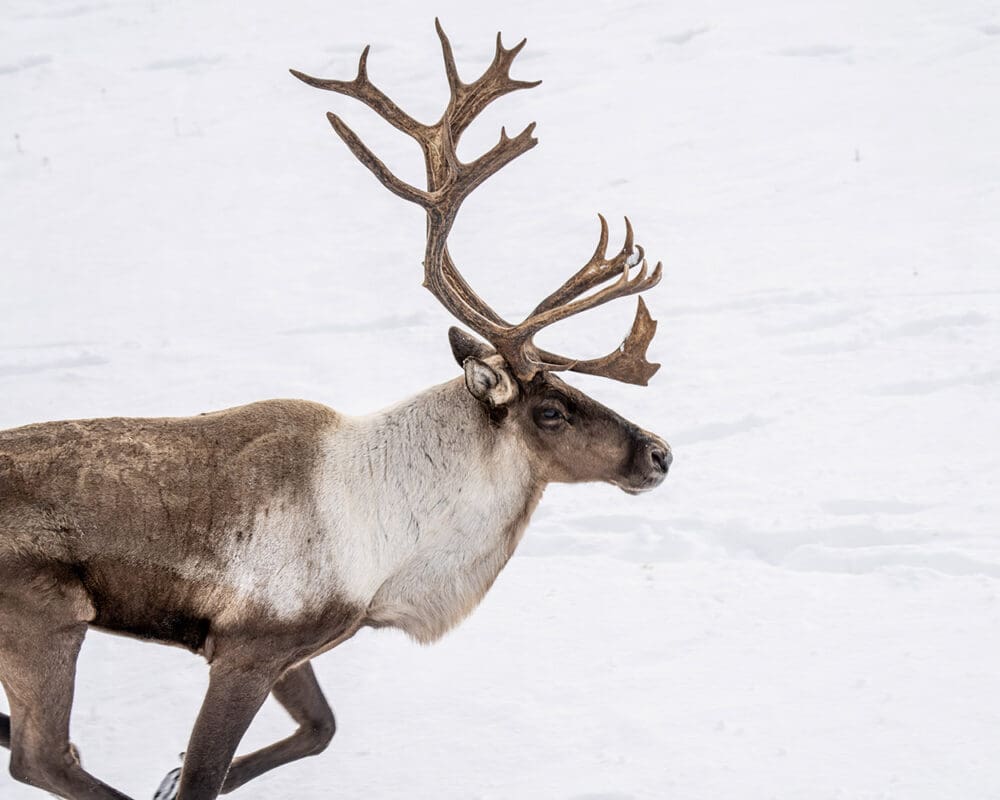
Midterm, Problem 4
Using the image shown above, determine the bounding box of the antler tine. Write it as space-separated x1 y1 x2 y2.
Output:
539 297 661 386
290 49 428 142
509 240 662 385
531 215 649 316
530 214 610 315
325 113 429 207
435 18 461 95
450 122 538 208
521 254 662 337
435 18 542 141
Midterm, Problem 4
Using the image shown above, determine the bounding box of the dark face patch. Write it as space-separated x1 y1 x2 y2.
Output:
449 330 670 492
501 373 671 493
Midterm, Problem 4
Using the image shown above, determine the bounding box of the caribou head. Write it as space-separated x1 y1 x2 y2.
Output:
292 20 671 496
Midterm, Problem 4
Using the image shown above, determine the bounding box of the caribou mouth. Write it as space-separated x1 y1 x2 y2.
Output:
614 475 666 495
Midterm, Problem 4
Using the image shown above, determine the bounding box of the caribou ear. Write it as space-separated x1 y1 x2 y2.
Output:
449 327 494 367
462 356 519 409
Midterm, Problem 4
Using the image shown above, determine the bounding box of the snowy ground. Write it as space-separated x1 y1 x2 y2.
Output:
2 0 1000 798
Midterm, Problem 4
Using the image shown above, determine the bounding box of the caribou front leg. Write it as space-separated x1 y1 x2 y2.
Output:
169 656 283 800
219 661 335 794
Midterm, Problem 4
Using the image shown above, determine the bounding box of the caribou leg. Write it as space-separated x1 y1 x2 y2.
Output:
0 564 133 800
219 661 335 794
170 656 282 800
1 711 9 749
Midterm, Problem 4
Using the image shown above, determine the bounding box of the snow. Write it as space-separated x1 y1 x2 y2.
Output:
2 0 999 797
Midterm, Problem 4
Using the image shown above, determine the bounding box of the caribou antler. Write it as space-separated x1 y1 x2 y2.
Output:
292 20 662 385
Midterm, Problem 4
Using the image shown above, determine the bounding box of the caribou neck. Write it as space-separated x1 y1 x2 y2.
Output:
356 377 528 489
313 377 545 642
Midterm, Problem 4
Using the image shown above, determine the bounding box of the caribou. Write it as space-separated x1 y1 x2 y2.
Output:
0 21 671 800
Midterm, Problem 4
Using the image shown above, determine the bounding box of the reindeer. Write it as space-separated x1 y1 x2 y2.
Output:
0 21 671 800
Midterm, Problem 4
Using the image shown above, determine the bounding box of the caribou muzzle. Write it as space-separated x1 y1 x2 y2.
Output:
621 432 672 494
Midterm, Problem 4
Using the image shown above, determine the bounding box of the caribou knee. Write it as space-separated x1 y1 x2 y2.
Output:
9 751 53 791
9 742 84 792
302 710 336 756
8 751 36 787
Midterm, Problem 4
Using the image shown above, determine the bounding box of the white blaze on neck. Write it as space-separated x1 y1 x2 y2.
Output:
313 378 540 640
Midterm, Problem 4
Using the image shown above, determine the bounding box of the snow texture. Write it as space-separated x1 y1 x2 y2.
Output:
1 0 999 798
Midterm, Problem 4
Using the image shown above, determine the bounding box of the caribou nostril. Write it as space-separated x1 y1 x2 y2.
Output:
650 447 671 474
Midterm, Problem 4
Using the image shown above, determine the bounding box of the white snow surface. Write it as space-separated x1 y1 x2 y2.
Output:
2 0 999 798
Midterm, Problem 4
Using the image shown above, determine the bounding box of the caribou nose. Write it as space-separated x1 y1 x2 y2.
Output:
650 445 672 474
623 435 671 494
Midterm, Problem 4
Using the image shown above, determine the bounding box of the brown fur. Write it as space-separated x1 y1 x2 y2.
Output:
0 399 347 653
0 400 371 799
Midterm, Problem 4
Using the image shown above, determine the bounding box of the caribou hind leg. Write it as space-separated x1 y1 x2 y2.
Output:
0 562 133 799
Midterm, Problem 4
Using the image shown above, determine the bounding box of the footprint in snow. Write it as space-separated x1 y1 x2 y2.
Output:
0 354 108 378
281 312 430 336
143 55 223 72
883 312 988 338
568 794 635 800
777 45 853 58
760 307 865 335
0 55 52 75
875 369 1000 396
821 499 931 516
670 415 770 446
658 26 710 46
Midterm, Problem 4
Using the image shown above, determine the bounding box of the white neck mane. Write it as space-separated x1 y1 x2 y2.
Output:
315 378 543 642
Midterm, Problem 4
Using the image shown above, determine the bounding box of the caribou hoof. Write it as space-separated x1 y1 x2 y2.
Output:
153 753 184 800
153 766 181 800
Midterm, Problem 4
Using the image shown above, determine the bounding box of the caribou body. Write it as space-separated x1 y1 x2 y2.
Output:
0 21 671 800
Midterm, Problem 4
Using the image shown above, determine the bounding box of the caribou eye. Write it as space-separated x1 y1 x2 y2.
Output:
535 402 569 429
